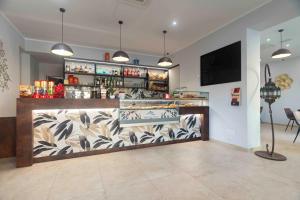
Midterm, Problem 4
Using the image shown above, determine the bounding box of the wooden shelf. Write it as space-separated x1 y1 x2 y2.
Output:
64 84 146 89
149 79 168 82
65 72 95 76
123 76 147 79
95 74 123 78
149 89 168 93
65 57 171 70
64 84 95 87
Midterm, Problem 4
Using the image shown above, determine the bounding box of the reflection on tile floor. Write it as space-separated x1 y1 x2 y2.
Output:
0 123 300 200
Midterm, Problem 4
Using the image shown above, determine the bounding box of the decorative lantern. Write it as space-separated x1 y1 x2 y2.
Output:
255 64 286 161
260 78 281 104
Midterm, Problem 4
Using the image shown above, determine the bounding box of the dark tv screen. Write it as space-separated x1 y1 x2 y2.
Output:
200 41 241 86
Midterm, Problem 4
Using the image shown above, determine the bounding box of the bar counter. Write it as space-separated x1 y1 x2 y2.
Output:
16 98 209 167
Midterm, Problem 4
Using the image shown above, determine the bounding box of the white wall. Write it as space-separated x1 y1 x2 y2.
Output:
20 51 31 84
173 0 300 148
38 63 63 80
261 56 300 125
0 13 25 117
30 55 39 84
169 66 180 93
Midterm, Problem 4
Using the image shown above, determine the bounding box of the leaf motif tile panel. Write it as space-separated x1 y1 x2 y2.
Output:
32 108 201 158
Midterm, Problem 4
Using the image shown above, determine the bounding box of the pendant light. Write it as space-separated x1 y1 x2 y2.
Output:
112 21 129 62
272 29 291 59
158 30 172 67
51 8 74 57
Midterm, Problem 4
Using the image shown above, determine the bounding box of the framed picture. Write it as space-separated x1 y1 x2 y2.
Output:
231 87 240 106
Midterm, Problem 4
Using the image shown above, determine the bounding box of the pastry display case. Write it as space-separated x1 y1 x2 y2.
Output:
173 91 209 106
119 99 179 127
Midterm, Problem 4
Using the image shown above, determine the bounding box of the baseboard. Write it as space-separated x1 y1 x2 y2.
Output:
209 138 260 152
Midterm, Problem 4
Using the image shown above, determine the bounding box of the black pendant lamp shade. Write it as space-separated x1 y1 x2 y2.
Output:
272 29 291 59
158 30 172 67
51 8 74 57
112 21 129 62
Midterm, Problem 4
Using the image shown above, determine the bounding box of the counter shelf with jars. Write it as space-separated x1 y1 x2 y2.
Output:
119 99 179 127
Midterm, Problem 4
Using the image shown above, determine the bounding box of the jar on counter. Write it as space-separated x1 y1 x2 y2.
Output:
82 87 91 99
64 86 75 99
101 87 107 99
74 89 82 99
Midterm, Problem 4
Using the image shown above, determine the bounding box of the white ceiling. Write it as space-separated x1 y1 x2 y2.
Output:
261 16 300 63
0 0 271 55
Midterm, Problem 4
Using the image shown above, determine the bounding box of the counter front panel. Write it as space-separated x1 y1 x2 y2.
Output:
32 108 201 158
16 99 209 167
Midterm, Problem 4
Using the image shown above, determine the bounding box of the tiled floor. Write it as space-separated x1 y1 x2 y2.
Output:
0 123 300 200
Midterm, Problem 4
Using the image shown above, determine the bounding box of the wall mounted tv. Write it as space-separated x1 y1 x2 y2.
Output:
200 41 241 86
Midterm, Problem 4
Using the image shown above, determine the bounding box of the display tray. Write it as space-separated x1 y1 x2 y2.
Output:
119 118 180 127
120 107 177 110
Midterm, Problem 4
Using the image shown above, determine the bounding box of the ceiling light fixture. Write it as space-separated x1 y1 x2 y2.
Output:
172 21 177 26
266 38 271 42
51 8 74 57
158 30 173 67
272 29 292 59
112 20 130 62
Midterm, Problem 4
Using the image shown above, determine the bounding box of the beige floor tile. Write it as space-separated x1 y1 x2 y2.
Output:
0 123 300 200
150 172 224 200
47 158 105 200
105 180 162 200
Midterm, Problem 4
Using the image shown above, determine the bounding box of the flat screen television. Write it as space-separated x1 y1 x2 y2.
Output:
200 41 241 86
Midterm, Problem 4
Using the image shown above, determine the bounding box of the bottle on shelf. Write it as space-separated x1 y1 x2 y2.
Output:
124 68 128 77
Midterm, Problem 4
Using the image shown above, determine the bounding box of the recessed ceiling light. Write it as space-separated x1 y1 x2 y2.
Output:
286 44 290 47
266 38 271 42
172 21 177 26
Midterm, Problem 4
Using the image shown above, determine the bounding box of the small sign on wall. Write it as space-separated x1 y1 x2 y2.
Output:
231 87 240 106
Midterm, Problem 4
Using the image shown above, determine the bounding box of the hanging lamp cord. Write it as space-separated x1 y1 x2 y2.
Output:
163 30 167 56
119 21 122 51
280 31 283 49
60 8 65 43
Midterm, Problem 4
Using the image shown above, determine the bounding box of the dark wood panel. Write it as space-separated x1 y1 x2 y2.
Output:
17 98 119 110
0 117 16 158
16 99 119 168
34 137 202 163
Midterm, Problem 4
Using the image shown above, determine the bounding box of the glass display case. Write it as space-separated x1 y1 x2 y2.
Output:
173 91 209 106
173 90 209 107
119 99 179 127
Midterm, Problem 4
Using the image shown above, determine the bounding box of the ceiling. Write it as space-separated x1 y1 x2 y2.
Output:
0 0 271 55
260 16 300 63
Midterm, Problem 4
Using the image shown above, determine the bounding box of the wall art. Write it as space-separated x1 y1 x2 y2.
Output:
275 73 293 90
0 39 10 91
231 87 240 106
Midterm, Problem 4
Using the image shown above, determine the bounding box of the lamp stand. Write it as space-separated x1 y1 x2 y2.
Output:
255 64 287 161
255 103 286 161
